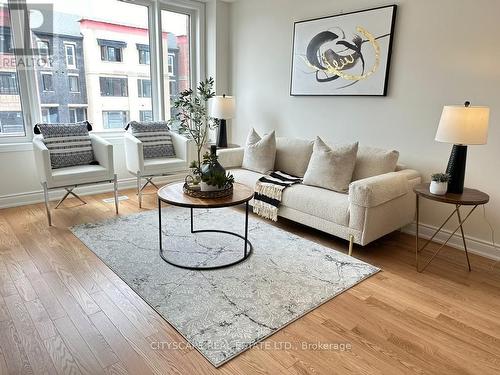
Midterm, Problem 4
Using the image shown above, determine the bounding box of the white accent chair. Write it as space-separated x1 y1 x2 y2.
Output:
124 131 190 207
33 134 118 226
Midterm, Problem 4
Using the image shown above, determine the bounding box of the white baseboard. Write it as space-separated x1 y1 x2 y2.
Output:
0 173 186 209
403 223 500 261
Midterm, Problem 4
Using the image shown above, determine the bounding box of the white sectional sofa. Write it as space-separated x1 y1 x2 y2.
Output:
217 137 421 252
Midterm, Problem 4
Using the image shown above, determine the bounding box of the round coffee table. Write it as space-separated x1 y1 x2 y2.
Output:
157 182 254 270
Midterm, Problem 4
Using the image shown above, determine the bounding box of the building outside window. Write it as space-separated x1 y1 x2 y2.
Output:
167 54 174 76
0 25 12 53
65 43 76 69
102 110 128 129
137 44 150 64
0 72 18 95
41 107 59 123
99 39 126 62
69 107 87 123
41 73 53 91
140 110 152 121
68 75 79 92
100 77 128 97
138 79 151 98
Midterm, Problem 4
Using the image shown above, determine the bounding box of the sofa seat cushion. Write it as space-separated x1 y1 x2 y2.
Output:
49 164 110 188
143 157 186 175
230 168 265 189
281 184 350 226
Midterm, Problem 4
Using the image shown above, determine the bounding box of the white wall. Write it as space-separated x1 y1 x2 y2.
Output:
229 0 500 254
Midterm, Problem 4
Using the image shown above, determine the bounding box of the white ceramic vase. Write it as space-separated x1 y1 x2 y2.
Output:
430 181 448 195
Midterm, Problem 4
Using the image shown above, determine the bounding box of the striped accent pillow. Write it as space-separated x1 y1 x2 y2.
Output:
129 121 176 159
37 122 96 169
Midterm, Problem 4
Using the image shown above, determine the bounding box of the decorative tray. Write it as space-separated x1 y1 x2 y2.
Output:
183 183 233 199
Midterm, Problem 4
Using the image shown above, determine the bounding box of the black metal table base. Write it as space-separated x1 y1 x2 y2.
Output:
158 201 253 270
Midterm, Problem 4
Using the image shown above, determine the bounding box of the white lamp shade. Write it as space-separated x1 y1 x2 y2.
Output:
435 105 489 145
209 96 235 119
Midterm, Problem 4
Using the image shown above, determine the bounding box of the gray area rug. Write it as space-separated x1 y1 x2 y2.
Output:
71 207 379 367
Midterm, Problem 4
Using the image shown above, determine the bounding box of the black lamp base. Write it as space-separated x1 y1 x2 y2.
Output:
216 119 228 148
446 144 467 194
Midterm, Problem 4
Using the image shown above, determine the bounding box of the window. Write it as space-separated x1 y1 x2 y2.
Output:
0 111 23 135
41 73 53 92
98 40 126 62
167 54 174 76
0 2 26 138
161 10 191 119
41 107 59 123
68 75 79 92
100 77 128 97
140 110 153 122
137 79 151 98
0 26 13 53
0 72 18 95
137 44 150 64
37 40 49 57
102 110 128 129
65 43 76 69
69 107 87 123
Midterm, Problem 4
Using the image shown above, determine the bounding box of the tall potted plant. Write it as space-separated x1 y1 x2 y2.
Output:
168 77 219 178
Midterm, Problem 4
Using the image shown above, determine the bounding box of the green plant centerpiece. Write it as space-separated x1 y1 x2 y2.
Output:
200 145 234 191
169 77 233 193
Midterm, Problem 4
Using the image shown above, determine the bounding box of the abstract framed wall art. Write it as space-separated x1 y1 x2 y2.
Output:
290 5 397 96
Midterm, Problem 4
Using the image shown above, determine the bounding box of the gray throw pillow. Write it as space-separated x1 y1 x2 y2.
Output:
242 128 276 174
129 121 175 159
303 137 358 193
38 122 95 169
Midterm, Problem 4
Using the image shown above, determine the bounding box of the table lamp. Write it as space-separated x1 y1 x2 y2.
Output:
435 101 489 194
209 95 235 148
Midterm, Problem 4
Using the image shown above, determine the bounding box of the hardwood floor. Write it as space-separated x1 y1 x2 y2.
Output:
1 187 500 374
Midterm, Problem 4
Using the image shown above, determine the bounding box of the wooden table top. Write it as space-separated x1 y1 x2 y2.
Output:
158 182 254 208
413 183 489 205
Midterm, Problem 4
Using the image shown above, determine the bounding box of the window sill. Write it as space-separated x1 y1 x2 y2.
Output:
0 142 33 153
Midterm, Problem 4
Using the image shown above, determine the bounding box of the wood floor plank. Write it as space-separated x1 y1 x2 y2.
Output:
2 188 500 374
42 272 119 368
53 316 104 375
4 293 57 374
0 319 33 375
24 299 57 340
43 334 82 375
89 311 154 375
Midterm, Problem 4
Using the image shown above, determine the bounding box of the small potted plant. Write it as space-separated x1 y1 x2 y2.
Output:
430 173 449 195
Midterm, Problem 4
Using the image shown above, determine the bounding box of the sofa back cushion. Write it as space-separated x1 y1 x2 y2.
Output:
303 137 358 193
242 128 276 174
274 137 314 177
353 146 399 181
129 121 175 159
37 122 96 169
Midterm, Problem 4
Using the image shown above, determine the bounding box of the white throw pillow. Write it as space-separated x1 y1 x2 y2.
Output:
352 146 399 181
274 137 314 177
242 128 276 174
303 137 358 193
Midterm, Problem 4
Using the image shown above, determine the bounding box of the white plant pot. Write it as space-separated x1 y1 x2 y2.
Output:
430 181 448 195
200 181 222 192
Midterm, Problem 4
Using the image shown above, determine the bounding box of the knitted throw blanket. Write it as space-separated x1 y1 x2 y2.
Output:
253 171 301 221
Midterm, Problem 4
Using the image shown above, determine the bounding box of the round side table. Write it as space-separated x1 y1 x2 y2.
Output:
414 183 489 273
157 182 254 270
